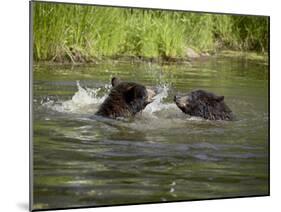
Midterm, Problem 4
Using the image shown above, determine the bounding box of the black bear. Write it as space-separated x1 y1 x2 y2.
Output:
174 90 234 120
95 77 156 118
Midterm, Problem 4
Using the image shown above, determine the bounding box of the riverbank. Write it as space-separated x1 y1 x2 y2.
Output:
33 50 268 67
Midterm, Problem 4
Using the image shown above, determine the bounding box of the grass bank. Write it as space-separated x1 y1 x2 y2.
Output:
32 2 269 63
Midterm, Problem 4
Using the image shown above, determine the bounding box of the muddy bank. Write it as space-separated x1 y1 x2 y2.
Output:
35 48 268 66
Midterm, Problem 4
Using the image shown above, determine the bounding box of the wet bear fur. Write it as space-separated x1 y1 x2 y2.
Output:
96 77 156 119
174 90 234 120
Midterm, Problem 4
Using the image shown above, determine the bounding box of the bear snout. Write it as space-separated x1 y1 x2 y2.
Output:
174 95 185 104
146 88 156 103
174 95 179 102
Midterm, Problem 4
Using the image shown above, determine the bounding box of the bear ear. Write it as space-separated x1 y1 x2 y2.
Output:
111 77 121 87
215 96 224 102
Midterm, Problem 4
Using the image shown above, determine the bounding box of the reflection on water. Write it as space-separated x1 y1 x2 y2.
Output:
32 56 268 210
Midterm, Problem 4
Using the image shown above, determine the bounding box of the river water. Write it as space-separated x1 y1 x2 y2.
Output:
32 56 269 210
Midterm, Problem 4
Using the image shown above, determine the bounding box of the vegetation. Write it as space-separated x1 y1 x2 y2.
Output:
33 2 269 62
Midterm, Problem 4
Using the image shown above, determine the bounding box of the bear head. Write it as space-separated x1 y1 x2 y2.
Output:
174 90 233 120
96 77 156 118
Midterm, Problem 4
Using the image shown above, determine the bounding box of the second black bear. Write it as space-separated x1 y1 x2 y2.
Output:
174 90 234 120
96 77 156 119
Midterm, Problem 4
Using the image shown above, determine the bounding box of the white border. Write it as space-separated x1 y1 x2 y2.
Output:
1 0 280 212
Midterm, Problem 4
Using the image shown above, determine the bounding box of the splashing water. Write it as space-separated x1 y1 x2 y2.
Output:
42 81 174 115
72 81 109 105
144 84 176 115
42 81 110 114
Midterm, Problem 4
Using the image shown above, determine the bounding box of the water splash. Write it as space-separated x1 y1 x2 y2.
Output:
71 81 109 105
144 84 176 115
42 81 176 115
42 81 110 114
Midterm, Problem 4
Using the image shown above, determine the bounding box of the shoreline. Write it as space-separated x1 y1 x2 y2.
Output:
33 50 268 66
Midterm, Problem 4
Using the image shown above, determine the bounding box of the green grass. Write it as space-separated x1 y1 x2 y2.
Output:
32 2 269 62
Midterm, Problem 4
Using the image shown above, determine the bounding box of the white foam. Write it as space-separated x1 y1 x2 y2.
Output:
144 84 176 114
42 81 175 115
42 81 110 113
71 81 108 105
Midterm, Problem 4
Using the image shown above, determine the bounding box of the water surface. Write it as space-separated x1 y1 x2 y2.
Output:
32 56 269 210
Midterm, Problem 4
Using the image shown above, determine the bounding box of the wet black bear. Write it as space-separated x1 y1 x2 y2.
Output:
95 77 156 118
174 90 234 120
